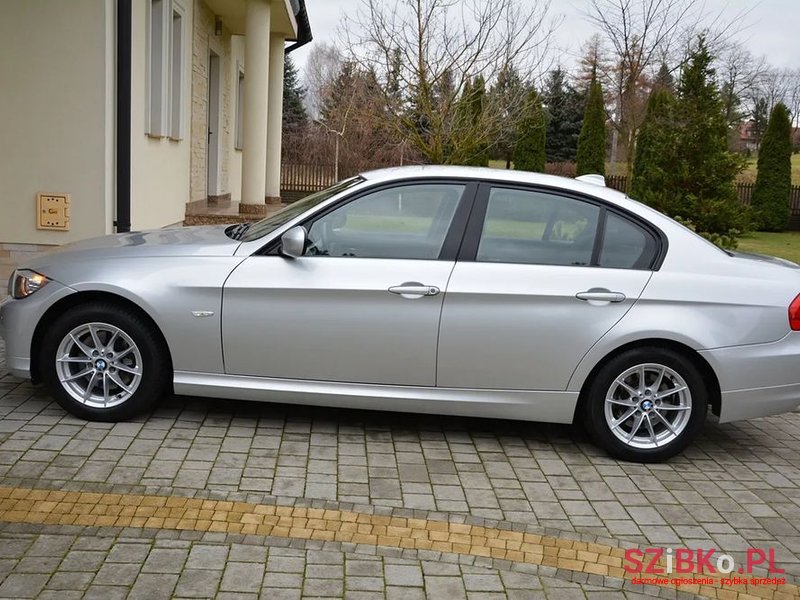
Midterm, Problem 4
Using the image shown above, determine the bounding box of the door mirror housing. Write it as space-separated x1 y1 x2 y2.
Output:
280 226 307 259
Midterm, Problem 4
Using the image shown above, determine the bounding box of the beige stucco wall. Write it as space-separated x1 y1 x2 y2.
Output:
130 0 194 229
0 0 115 245
190 0 239 204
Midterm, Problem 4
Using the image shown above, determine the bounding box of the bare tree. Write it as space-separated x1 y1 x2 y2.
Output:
304 42 343 120
584 0 749 169
716 43 768 126
341 0 559 164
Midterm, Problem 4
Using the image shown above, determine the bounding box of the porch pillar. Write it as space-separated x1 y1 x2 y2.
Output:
240 0 271 215
265 33 285 205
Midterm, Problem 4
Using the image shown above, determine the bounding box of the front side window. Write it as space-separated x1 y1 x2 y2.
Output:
305 183 465 260
477 188 600 266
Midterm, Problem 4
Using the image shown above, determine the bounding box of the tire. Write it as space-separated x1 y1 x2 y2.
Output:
583 347 707 463
40 302 170 421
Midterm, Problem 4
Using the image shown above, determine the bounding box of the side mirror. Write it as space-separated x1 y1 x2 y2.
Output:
280 226 306 259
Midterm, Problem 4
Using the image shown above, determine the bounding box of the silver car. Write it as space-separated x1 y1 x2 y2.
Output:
2 166 800 462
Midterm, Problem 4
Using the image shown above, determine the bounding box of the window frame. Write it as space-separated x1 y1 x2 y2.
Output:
146 0 186 139
234 63 245 151
260 179 481 261
168 1 186 140
459 182 667 271
145 0 169 137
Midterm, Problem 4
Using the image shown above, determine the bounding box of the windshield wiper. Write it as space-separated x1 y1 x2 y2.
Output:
229 222 251 240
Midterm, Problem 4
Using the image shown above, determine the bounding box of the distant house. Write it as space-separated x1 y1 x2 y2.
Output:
0 0 311 282
732 120 758 154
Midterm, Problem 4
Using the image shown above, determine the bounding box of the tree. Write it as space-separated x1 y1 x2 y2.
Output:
303 42 342 119
751 97 770 147
576 79 607 175
584 0 747 167
489 64 526 168
751 103 792 231
283 55 307 130
632 37 746 238
513 89 546 172
343 0 557 164
630 88 678 212
451 76 490 166
542 68 585 162
672 37 745 235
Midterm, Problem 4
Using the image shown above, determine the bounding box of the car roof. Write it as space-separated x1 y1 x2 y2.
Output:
360 165 629 204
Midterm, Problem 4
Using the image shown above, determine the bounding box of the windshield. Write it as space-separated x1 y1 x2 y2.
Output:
240 176 364 242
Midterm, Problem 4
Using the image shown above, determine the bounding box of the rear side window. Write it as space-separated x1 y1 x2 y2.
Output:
599 212 657 269
476 188 600 266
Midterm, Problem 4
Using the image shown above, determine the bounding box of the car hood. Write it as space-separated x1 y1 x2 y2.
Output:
24 226 240 273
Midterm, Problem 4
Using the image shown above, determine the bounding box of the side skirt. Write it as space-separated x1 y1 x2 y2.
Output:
173 371 579 424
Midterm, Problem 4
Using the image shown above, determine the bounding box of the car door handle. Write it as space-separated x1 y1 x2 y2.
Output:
388 283 440 298
576 289 626 303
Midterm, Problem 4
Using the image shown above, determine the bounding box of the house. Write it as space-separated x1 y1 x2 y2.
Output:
732 119 758 154
0 0 311 283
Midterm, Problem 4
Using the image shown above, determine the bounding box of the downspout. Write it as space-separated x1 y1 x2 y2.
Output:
115 0 132 233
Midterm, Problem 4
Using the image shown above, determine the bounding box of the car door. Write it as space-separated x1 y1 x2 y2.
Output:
222 181 475 386
437 183 659 391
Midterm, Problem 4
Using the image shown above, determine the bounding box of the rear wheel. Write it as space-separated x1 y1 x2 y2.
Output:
584 348 707 462
40 303 170 421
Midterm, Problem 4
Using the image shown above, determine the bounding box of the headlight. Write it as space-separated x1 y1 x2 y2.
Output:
8 269 50 299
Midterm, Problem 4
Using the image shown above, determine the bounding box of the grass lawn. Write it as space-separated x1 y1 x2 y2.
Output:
740 153 800 184
737 231 800 264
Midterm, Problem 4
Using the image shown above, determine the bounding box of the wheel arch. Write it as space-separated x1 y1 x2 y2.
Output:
572 338 721 422
30 290 173 384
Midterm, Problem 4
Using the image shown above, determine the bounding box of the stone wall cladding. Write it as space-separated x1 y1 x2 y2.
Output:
190 0 233 204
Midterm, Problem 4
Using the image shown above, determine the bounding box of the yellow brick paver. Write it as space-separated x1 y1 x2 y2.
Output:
0 485 795 600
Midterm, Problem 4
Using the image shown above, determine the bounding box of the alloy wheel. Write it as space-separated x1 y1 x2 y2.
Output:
54 322 143 409
603 363 692 450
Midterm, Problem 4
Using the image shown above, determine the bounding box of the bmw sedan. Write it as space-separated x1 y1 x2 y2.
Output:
2 166 800 462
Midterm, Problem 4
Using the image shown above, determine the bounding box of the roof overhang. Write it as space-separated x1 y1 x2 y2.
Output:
203 0 302 39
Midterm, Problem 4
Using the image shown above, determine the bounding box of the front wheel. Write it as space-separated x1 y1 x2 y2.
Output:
583 348 708 462
40 302 170 421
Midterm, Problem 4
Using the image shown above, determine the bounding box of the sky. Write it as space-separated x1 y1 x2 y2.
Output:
291 0 800 78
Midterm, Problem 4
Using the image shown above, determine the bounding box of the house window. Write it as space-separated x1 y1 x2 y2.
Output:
147 0 167 136
169 6 185 139
235 67 245 150
147 0 185 139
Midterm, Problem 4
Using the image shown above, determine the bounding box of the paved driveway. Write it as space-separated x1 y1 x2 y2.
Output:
1 339 799 599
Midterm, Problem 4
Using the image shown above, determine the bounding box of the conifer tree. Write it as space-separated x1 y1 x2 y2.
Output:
576 79 606 175
751 103 793 231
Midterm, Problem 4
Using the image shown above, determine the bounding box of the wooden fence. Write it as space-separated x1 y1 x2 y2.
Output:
281 163 800 229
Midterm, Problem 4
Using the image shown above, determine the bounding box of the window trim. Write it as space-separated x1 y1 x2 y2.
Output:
168 1 186 140
460 182 667 271
259 178 480 261
234 63 245 151
146 0 168 137
146 0 186 139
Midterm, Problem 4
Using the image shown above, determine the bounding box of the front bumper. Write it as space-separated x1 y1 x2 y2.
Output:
0 282 74 379
700 332 800 422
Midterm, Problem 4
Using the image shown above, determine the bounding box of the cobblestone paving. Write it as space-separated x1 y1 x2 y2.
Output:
1 338 799 598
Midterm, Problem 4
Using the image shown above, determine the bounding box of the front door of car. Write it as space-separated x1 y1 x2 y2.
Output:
437 184 657 391
222 181 474 386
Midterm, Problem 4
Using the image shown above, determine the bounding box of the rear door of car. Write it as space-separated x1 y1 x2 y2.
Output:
436 182 661 391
